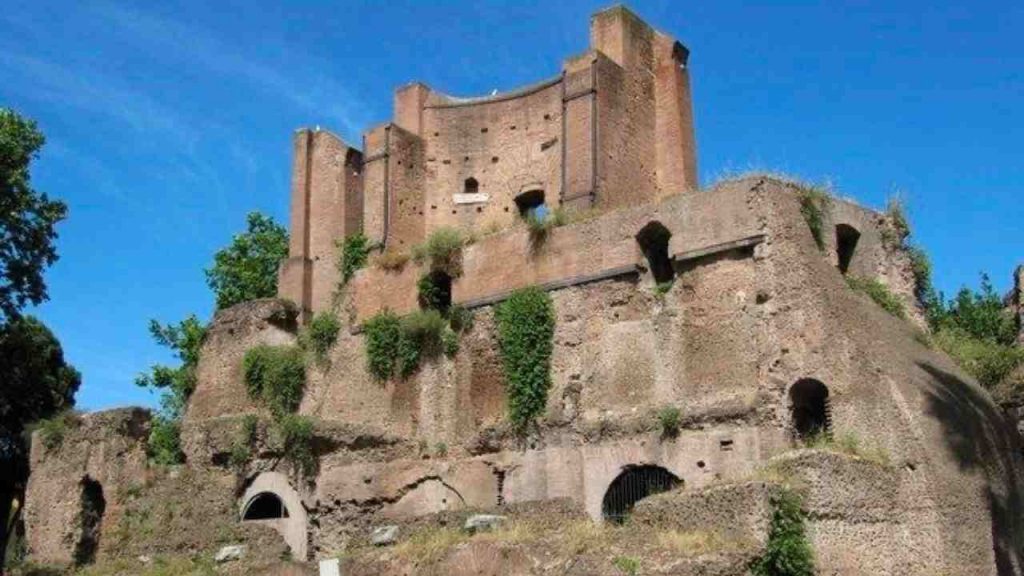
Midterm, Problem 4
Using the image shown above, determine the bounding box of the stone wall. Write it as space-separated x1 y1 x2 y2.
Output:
23 408 150 566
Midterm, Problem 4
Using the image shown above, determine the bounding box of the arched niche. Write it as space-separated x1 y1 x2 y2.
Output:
835 223 861 274
239 472 308 560
601 465 681 524
635 221 675 284
790 378 831 440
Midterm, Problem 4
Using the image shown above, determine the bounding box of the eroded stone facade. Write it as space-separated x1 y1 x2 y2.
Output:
23 6 1024 575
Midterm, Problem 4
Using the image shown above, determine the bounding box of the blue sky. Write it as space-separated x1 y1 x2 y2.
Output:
2 1 1021 411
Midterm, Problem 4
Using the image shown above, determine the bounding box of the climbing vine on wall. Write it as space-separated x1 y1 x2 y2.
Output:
339 232 371 285
495 286 555 432
749 489 815 576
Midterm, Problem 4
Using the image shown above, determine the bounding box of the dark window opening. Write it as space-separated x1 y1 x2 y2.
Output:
790 378 831 440
515 189 548 221
601 465 681 524
73 477 106 566
242 492 289 520
835 224 861 274
636 221 674 284
464 177 479 195
418 271 452 313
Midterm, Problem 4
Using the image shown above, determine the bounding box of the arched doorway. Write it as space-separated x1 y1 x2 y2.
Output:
835 224 860 274
635 221 674 284
601 465 681 524
790 378 831 440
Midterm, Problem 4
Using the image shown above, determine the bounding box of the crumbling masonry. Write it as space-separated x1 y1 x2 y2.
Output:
23 7 1024 575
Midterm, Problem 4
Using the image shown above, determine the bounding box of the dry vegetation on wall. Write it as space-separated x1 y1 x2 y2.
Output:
495 287 556 432
411 227 467 277
845 276 906 319
346 514 757 573
795 184 832 251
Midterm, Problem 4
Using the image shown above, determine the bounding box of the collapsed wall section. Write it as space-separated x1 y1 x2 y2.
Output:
23 408 150 566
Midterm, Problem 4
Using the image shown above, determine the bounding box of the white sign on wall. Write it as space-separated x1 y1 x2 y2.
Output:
453 193 490 205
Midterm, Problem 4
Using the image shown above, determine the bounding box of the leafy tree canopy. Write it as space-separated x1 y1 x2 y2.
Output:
929 273 1018 346
0 109 68 321
134 315 206 419
0 315 80 457
205 211 288 310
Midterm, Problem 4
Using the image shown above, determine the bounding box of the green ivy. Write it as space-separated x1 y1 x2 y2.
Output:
796 185 831 251
495 286 556 432
846 275 906 319
750 490 815 576
243 345 306 419
339 233 371 285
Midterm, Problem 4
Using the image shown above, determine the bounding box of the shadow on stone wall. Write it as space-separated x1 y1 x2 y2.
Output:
919 361 1024 575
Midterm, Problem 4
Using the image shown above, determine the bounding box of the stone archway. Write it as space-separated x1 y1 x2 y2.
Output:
239 472 307 560
601 465 681 524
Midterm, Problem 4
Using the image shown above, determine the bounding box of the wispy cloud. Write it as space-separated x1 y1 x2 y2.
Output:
91 2 369 139
0 51 197 146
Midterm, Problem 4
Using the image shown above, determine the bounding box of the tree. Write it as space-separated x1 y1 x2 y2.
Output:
0 316 80 569
136 212 286 464
134 315 206 420
0 109 68 322
205 212 288 310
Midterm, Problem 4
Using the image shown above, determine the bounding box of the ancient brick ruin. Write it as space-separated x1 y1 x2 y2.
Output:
22 7 1024 575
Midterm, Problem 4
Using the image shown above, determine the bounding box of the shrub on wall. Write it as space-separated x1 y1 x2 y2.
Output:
364 309 461 380
495 286 556 432
34 410 80 451
846 276 906 319
795 185 831 251
398 310 449 377
147 415 184 466
339 232 371 285
411 227 465 277
272 414 316 476
243 345 306 419
749 489 815 576
656 406 681 438
301 312 340 365
229 414 258 469
364 310 403 381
